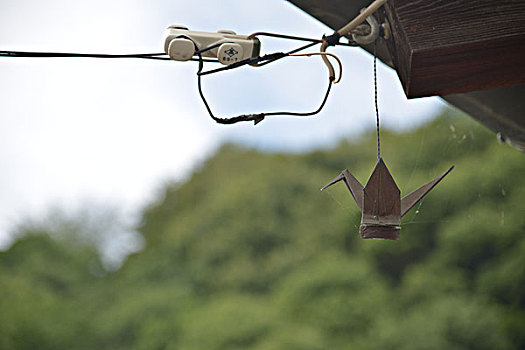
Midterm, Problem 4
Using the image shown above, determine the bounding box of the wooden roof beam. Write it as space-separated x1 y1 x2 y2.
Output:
384 0 525 98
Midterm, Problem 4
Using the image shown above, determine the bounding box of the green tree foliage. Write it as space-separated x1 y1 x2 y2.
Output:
1 110 524 349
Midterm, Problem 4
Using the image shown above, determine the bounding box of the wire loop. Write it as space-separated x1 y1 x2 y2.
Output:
289 52 343 83
196 50 334 125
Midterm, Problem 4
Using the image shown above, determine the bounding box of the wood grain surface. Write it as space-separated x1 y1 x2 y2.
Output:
385 0 525 97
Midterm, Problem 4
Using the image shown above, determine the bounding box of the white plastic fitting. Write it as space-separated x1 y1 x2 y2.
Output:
164 25 261 65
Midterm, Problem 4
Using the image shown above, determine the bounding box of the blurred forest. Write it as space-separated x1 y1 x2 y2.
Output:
1 109 524 349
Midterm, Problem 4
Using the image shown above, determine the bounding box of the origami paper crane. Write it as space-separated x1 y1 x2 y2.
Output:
322 158 454 240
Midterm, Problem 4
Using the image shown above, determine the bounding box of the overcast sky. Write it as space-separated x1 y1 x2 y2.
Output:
0 0 446 252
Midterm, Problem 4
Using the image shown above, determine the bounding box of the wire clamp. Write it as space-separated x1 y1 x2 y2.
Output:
322 32 341 47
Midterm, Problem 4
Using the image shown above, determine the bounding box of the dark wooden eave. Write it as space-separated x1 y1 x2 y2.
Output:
287 0 525 151
385 0 525 98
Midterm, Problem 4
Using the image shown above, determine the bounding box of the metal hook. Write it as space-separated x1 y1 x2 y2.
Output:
352 10 380 45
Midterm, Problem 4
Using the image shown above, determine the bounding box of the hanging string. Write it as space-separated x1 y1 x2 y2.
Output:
373 40 381 160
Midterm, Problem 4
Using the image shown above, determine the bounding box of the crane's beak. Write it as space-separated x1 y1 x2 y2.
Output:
320 173 345 191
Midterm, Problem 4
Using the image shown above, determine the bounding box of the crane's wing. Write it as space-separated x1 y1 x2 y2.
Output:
321 169 364 211
401 165 454 217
